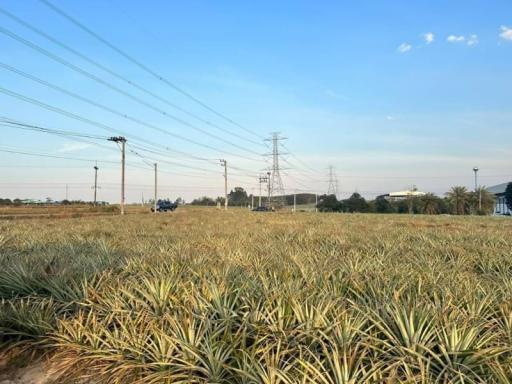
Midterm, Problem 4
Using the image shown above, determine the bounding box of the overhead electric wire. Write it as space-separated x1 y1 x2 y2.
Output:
0 123 117 154
127 143 255 181
0 6 265 148
281 158 325 182
0 145 227 181
0 147 119 164
126 144 219 174
0 86 260 170
0 117 106 140
0 116 254 181
281 143 326 175
0 31 263 159
39 0 265 141
0 116 250 178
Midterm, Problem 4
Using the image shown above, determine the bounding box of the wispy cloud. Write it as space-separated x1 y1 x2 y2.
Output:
447 35 465 43
500 26 512 41
58 143 91 153
423 32 434 44
397 43 412 53
324 89 349 101
447 34 478 46
467 34 479 46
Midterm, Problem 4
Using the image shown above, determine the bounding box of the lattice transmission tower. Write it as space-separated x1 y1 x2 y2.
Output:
327 165 339 197
265 132 287 207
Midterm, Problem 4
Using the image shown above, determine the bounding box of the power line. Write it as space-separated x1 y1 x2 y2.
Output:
0 117 106 140
0 36 262 160
0 117 255 180
0 86 261 170
0 148 118 164
0 6 265 148
39 0 265 140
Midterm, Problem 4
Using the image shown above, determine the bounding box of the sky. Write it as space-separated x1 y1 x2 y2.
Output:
1 0 511 203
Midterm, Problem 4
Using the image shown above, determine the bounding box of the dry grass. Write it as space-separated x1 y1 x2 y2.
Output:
0 204 144 220
1 207 511 383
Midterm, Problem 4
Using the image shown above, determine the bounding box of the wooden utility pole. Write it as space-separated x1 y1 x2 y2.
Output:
220 159 228 210
293 190 296 213
154 163 157 214
108 136 127 215
315 193 318 213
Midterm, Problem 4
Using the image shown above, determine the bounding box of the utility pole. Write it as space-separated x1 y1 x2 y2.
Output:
315 193 318 213
220 159 228 210
473 166 481 211
93 162 99 205
293 190 296 213
108 136 127 215
154 163 158 214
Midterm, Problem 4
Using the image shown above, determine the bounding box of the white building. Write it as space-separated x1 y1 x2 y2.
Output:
379 189 427 201
487 183 511 216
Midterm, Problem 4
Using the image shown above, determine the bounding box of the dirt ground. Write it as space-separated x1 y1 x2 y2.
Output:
0 362 52 384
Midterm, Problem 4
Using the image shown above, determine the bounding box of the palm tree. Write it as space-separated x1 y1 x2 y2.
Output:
446 186 469 215
421 193 439 214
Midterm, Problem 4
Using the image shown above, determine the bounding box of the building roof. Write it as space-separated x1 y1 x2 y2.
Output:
486 182 511 195
389 190 427 197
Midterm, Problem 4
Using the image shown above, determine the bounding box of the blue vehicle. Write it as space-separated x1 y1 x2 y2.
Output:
151 199 177 212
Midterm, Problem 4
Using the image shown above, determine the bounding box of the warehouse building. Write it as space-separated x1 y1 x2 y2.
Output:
487 183 511 215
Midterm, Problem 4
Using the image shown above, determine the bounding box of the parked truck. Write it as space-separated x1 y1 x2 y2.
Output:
151 199 178 212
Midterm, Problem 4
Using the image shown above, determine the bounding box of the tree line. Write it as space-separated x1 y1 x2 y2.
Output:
189 183 512 216
317 184 512 215
189 187 318 207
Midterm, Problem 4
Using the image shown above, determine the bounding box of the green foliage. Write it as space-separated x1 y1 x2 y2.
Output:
228 187 249 206
375 196 394 213
468 187 496 215
317 194 341 212
505 183 512 211
341 192 370 213
446 186 470 215
190 196 218 206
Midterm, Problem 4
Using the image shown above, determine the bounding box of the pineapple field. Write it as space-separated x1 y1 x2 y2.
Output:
1 207 512 383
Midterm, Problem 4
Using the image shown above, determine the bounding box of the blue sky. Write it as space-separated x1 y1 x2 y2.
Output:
1 0 511 202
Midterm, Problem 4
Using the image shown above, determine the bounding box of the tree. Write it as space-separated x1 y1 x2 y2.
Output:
342 193 370 213
375 197 394 213
317 194 341 212
216 196 226 206
505 183 512 212
228 187 248 207
446 186 469 215
190 196 216 206
469 187 495 215
175 197 185 205
420 193 440 215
